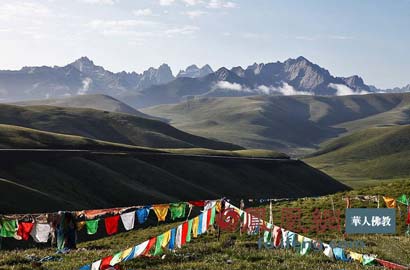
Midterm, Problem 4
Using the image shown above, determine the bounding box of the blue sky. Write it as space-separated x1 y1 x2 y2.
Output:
0 0 408 88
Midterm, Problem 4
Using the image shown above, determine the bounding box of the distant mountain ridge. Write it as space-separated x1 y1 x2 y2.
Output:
0 56 408 107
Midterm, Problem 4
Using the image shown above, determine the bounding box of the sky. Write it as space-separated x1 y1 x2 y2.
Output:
0 0 409 89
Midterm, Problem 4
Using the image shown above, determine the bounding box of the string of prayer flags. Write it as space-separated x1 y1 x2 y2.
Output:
0 219 17 238
17 222 34 240
120 212 135 231
105 215 120 235
153 204 170 222
136 206 150 224
397 194 408 205
383 196 397 209
169 202 187 220
85 219 99 235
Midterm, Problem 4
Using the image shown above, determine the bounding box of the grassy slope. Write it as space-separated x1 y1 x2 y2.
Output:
13 94 161 120
143 93 410 155
1 180 409 270
304 125 410 187
0 103 240 150
0 124 163 151
0 150 347 213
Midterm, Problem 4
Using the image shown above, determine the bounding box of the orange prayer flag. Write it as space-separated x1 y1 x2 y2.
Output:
383 196 397 209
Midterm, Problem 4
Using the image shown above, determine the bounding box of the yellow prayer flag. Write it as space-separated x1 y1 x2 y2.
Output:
161 230 171 248
153 204 170 222
192 216 199 238
76 221 86 231
383 196 397 208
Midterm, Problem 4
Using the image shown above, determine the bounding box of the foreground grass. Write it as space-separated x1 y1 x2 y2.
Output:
2 181 410 269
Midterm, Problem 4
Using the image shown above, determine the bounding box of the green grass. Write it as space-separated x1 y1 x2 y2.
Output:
143 93 410 155
14 94 155 119
164 148 289 159
0 103 240 150
1 180 409 270
304 125 410 188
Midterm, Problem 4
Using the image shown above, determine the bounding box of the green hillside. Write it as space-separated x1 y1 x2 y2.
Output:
1 180 409 270
0 104 240 150
0 150 347 214
13 94 162 120
305 125 410 187
143 93 410 155
0 124 163 151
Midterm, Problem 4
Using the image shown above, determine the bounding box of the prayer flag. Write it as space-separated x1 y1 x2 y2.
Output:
153 204 170 222
383 196 397 208
85 219 99 235
136 206 151 224
120 212 135 231
169 203 187 220
104 215 120 235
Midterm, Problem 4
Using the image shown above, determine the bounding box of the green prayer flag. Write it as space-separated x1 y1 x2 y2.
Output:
209 207 216 225
110 251 122 265
186 219 193 243
169 203 187 220
397 194 408 205
0 220 17 238
362 255 377 265
153 233 165 256
85 219 99 235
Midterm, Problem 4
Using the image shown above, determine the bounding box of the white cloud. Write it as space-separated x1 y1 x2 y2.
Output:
328 35 353 40
164 25 199 36
133 8 153 16
78 77 92 95
88 19 158 36
0 2 51 21
215 81 243 91
328 83 369 96
182 0 203 5
184 10 207 19
159 0 176 6
79 0 117 4
207 0 237 9
257 83 313 96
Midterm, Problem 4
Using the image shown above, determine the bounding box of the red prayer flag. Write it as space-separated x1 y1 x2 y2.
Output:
206 209 212 227
181 221 188 245
105 215 120 235
376 258 408 269
141 237 156 256
100 255 113 269
188 201 205 207
17 222 34 241
273 226 282 247
406 207 410 225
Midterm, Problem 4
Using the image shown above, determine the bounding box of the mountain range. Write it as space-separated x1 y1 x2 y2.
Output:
1 56 408 107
